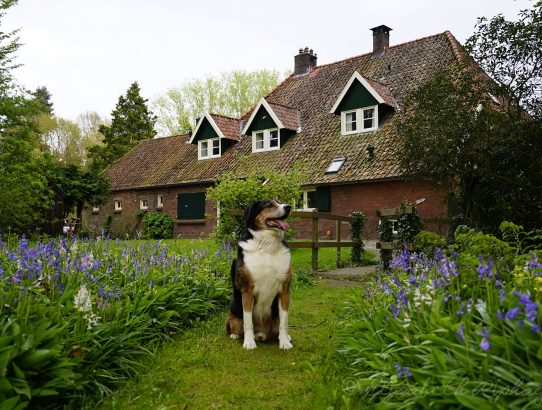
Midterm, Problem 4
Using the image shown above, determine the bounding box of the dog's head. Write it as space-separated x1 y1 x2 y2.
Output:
243 200 292 233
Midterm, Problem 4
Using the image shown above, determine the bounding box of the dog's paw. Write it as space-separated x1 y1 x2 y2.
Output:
243 339 257 350
279 338 293 350
229 333 240 340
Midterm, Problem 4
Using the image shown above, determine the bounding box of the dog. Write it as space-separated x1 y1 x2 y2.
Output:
225 200 293 350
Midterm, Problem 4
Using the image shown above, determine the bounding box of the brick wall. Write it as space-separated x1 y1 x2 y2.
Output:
83 179 448 240
291 180 448 240
83 184 216 238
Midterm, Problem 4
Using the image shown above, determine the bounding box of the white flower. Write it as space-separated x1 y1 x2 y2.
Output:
74 285 92 313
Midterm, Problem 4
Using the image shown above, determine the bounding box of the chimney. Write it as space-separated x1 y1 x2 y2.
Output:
371 25 392 58
294 47 317 75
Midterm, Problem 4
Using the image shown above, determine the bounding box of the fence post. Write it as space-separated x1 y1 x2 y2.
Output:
311 214 319 271
336 220 341 268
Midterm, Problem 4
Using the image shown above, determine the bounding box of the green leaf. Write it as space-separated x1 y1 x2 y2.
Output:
430 348 448 373
455 394 493 410
17 350 57 369
0 396 23 410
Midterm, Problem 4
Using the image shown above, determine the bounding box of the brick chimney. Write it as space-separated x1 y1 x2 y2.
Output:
371 25 392 58
294 47 317 75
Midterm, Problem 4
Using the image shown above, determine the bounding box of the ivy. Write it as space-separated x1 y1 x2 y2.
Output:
349 211 367 265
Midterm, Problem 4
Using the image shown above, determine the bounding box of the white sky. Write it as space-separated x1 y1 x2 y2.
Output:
4 0 533 121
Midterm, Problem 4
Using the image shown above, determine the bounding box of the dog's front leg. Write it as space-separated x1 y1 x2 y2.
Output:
279 285 293 350
242 288 257 350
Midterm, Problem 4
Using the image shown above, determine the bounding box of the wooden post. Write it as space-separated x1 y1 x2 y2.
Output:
336 220 341 268
311 215 319 271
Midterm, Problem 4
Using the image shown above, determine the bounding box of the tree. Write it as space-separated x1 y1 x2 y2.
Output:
45 161 109 232
89 82 156 172
0 0 51 235
398 2 542 233
31 85 53 115
152 70 282 136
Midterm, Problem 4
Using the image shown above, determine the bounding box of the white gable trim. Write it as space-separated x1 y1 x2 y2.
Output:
188 112 226 144
241 98 285 135
329 71 385 114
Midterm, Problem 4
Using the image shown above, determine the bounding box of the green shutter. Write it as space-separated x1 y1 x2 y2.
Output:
315 186 331 212
177 192 206 220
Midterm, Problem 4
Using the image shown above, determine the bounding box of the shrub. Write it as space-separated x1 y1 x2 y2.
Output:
206 169 303 243
414 230 446 256
0 237 231 407
142 211 174 239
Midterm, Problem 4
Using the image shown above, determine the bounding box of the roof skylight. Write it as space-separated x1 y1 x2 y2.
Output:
326 158 345 174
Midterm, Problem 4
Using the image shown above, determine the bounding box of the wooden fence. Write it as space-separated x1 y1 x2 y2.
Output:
228 209 358 270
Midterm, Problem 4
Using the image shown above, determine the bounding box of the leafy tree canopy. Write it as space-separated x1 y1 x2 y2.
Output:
152 70 282 136
398 2 542 233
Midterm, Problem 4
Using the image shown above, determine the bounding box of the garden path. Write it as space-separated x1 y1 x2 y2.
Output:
98 276 365 409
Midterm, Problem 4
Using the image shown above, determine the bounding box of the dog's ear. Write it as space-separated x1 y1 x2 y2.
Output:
243 203 256 232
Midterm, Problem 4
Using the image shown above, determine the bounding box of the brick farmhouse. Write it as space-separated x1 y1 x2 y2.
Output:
84 26 466 239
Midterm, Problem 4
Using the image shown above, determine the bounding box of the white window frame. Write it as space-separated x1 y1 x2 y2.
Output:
114 200 122 212
341 105 378 135
157 195 164 208
252 128 280 152
296 189 316 211
198 138 221 160
139 199 148 210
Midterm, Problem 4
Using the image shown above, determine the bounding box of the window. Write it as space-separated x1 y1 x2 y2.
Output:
341 106 378 135
198 138 220 159
114 200 122 212
92 205 99 213
252 129 280 152
326 158 346 174
177 192 206 220
139 199 148 210
345 111 357 132
297 190 316 210
157 195 164 208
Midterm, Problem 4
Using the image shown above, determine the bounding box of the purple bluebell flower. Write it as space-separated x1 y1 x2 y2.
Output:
478 328 490 351
456 304 465 316
496 311 503 321
531 325 541 333
477 257 495 280
394 362 412 378
456 323 465 342
390 304 400 317
505 307 521 320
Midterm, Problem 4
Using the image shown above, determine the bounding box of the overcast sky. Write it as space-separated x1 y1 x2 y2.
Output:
4 0 533 122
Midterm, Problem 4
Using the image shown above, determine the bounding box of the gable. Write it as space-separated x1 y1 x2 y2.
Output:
245 105 278 134
335 79 379 113
193 117 219 142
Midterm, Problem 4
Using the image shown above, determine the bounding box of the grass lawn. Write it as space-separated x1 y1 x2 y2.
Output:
119 238 377 272
97 280 359 410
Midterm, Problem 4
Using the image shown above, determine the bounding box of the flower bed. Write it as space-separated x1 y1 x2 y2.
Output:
335 227 542 409
0 236 231 408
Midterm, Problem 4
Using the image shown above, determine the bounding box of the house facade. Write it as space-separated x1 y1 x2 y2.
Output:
84 26 462 239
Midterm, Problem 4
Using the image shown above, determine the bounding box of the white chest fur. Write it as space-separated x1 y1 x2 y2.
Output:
239 230 291 317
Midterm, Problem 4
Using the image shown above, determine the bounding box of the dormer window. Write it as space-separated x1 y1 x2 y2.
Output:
341 106 378 135
189 113 240 160
330 72 396 136
252 129 280 152
198 138 220 159
243 98 300 153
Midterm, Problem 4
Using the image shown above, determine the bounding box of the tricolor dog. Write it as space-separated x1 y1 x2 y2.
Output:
226 200 293 350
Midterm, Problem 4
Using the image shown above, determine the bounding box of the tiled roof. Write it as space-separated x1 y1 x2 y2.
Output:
364 77 397 108
266 102 300 131
105 31 463 191
209 114 241 141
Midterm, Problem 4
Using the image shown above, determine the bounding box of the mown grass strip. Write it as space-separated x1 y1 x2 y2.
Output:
98 280 360 410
